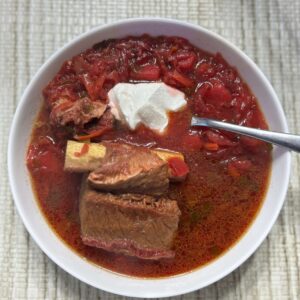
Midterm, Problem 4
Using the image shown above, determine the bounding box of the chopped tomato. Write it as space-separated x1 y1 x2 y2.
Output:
131 65 161 81
74 143 89 157
168 157 189 179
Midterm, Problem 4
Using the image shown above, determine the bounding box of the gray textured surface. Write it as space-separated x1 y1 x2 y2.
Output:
1 0 300 299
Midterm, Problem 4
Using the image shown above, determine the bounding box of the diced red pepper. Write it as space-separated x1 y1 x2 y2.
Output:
168 157 189 179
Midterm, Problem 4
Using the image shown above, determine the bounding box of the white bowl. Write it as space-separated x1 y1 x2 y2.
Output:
8 18 291 298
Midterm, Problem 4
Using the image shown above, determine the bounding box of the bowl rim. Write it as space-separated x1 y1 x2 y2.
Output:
8 17 291 298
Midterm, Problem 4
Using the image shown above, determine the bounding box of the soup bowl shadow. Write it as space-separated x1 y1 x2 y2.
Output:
8 18 291 298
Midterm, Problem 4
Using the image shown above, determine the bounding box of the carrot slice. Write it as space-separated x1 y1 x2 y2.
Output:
74 143 89 157
74 127 109 141
204 143 219 151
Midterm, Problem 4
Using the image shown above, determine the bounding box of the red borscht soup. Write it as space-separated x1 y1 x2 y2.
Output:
27 35 271 277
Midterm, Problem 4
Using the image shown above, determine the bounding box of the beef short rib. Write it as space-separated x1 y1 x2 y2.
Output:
80 182 181 260
88 142 169 196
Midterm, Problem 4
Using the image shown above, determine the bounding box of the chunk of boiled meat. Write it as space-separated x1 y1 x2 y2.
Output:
50 97 107 127
80 181 181 260
88 142 169 196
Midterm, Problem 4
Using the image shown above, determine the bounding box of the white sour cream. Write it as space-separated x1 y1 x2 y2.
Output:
108 82 187 133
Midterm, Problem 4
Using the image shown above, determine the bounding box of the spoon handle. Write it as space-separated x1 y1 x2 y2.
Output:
191 117 300 153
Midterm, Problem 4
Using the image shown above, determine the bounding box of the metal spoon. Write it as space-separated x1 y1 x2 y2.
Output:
191 117 300 153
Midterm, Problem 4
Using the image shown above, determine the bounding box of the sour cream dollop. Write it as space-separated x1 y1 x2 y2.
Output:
108 83 187 133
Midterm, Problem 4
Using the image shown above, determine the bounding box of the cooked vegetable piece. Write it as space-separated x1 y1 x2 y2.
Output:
64 140 106 172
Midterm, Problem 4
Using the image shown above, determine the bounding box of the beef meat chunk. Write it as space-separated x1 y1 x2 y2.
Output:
50 97 107 127
88 142 169 196
80 182 181 260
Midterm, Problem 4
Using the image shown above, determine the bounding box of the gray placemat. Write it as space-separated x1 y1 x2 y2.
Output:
0 0 299 299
